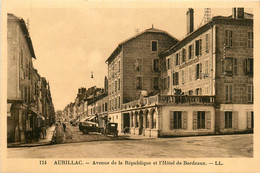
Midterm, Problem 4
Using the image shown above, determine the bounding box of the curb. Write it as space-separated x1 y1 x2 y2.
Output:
7 142 53 148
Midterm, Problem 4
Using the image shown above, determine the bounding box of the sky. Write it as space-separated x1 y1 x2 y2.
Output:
5 1 253 111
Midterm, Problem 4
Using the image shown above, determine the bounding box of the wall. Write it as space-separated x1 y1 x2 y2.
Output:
169 27 214 96
122 32 178 103
219 104 253 132
215 21 253 104
160 105 215 136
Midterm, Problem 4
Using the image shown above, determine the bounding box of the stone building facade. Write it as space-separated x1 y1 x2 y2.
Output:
7 14 55 143
106 28 179 132
158 8 253 136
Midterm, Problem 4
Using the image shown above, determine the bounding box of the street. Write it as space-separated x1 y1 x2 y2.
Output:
8 134 253 158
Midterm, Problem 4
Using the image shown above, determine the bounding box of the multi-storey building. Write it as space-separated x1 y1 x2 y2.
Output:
106 27 179 131
7 13 36 142
7 14 55 143
117 8 253 137
158 8 253 135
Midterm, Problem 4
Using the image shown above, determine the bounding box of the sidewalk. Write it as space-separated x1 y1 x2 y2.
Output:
7 125 56 148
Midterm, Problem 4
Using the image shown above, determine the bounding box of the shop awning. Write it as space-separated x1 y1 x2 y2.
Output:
80 117 89 122
87 116 96 121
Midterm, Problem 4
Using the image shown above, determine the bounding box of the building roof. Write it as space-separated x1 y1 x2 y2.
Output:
105 27 179 63
8 13 36 59
160 13 253 58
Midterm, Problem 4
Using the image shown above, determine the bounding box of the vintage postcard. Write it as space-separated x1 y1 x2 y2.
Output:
1 0 259 173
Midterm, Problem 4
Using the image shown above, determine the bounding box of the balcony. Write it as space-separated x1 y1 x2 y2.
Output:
159 95 215 105
122 94 215 110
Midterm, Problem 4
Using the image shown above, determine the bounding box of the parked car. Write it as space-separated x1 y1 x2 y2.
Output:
79 121 101 134
101 122 118 137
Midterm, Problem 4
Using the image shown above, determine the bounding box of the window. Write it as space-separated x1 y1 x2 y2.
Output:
225 30 233 47
196 63 202 80
197 111 205 129
196 88 202 95
151 41 158 51
248 85 253 103
225 85 233 102
115 98 117 110
182 48 186 63
115 81 117 92
153 59 159 72
248 32 253 48
195 39 202 56
118 79 120 91
222 57 235 76
135 58 143 71
181 70 185 84
205 34 209 52
188 44 194 60
173 72 179 85
225 112 232 128
188 90 193 95
154 77 159 90
175 53 179 66
167 58 170 70
245 58 253 76
224 57 233 75
174 111 182 129
136 77 142 90
105 103 107 111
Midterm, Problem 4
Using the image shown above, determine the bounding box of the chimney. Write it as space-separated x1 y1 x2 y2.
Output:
186 8 194 35
232 8 236 19
237 8 244 19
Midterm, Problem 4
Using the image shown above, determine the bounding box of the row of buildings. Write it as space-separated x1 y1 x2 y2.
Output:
62 8 253 137
7 14 55 143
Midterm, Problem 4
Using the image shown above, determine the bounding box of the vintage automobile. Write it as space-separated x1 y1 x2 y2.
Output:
101 122 118 137
79 121 101 134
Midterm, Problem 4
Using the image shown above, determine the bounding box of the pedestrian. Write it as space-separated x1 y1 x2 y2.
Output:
62 122 66 132
41 126 46 139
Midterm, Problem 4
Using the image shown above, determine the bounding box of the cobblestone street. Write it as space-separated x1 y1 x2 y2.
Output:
8 134 253 158
61 123 126 143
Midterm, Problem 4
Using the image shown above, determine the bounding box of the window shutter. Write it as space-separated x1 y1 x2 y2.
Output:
244 59 248 75
199 39 202 55
247 111 252 129
199 63 202 79
195 40 199 56
206 111 211 130
233 111 238 130
220 111 225 130
182 111 188 130
170 111 174 130
193 111 197 130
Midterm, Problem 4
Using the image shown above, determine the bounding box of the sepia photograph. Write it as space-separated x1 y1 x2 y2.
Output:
1 0 259 173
